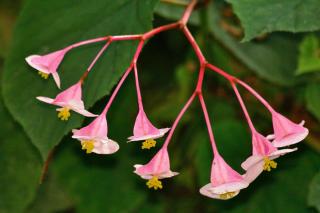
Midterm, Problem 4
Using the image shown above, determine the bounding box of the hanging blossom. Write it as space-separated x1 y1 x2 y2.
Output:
128 109 170 149
37 81 96 121
26 48 69 88
200 153 249 200
268 112 309 148
27 0 310 201
128 64 169 149
134 147 178 190
72 112 119 154
242 131 297 183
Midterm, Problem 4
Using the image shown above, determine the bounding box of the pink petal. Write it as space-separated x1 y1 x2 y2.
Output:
54 82 82 103
92 139 119 154
251 131 277 156
200 183 240 200
36 96 55 104
243 161 264 183
272 112 309 147
134 148 172 177
72 113 108 140
131 109 161 138
269 148 297 159
241 155 263 171
210 154 244 187
128 127 170 142
25 49 67 74
52 72 61 89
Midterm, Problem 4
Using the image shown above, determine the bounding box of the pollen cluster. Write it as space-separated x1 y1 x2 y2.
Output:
81 140 95 154
38 71 49 79
142 139 156 149
146 176 163 190
219 192 237 200
263 157 277 171
57 107 71 121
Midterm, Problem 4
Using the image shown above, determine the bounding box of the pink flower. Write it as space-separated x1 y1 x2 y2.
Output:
134 147 178 190
128 109 170 149
242 131 297 183
200 154 249 200
267 112 309 148
37 82 97 120
72 113 119 154
26 48 70 88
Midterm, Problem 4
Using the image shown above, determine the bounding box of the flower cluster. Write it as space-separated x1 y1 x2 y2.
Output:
26 0 309 200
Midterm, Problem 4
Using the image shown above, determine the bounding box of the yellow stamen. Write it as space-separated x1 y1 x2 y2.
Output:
57 107 71 121
38 71 49 79
219 192 237 200
141 139 157 149
263 157 277 172
146 176 163 190
81 140 95 154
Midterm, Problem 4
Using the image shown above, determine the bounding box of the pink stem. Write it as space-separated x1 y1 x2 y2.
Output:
143 23 180 40
180 0 197 25
182 26 206 64
67 36 109 50
133 63 144 110
163 92 197 148
198 93 219 155
102 64 133 115
206 63 234 81
195 65 205 92
87 40 112 72
235 79 275 114
231 82 256 133
111 35 142 41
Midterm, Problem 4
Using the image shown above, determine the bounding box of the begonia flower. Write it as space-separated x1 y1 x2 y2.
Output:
72 113 119 154
200 153 249 200
134 147 178 190
242 131 297 183
128 109 170 149
26 48 70 88
37 82 96 120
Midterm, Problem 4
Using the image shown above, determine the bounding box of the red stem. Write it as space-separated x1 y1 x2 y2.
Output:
198 93 219 155
163 92 197 148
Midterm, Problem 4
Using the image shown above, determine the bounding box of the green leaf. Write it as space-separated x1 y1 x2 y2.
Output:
308 171 320 212
0 88 42 213
26 175 73 213
227 0 320 42
156 2 299 85
305 83 320 121
297 34 320 74
2 0 159 160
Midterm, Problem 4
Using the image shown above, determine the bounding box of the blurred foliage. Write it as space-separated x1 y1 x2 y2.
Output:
1 0 320 213
227 0 320 42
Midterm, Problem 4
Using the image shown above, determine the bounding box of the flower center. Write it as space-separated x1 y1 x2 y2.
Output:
219 192 236 200
38 71 49 79
81 140 95 154
57 107 71 121
141 139 156 149
146 176 162 190
263 157 277 171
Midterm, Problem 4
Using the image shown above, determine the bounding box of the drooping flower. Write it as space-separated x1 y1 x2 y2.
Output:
242 131 297 183
200 153 249 200
134 147 178 190
128 109 170 149
37 81 97 121
267 112 309 148
26 48 70 88
72 113 119 154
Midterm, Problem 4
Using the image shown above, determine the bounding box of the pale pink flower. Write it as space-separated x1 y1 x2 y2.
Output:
37 82 97 120
134 148 178 190
128 109 170 149
200 154 249 200
26 48 70 88
242 131 297 183
72 113 119 154
266 112 308 148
